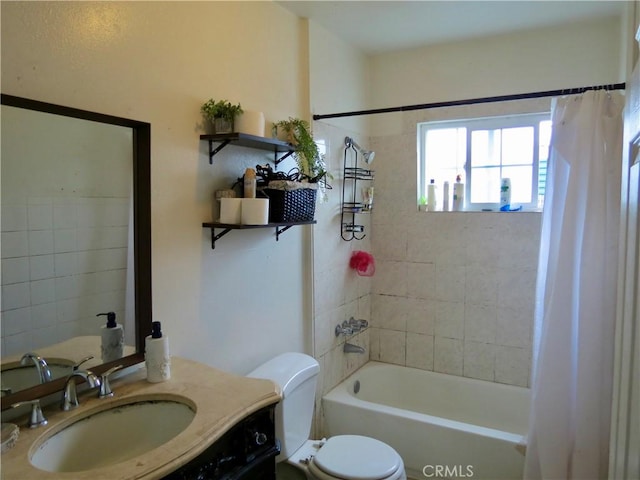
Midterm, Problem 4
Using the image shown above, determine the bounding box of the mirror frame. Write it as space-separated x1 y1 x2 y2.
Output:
0 94 152 410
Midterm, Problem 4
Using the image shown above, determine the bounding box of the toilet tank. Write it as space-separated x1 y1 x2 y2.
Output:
247 352 320 460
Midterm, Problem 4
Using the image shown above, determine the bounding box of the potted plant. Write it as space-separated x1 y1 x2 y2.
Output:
274 117 329 186
256 117 331 223
201 99 243 134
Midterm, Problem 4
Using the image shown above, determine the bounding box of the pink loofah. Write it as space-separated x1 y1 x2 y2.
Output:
349 251 375 277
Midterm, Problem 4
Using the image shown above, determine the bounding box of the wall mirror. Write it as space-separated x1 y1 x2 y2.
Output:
0 94 151 409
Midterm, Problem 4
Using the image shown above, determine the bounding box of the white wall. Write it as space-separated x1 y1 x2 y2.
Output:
369 16 623 135
309 22 370 134
1 1 312 374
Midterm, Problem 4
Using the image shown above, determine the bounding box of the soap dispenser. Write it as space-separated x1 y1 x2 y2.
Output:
145 321 170 383
97 312 124 363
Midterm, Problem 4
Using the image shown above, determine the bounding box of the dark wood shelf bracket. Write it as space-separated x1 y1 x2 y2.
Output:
276 225 294 240
208 138 231 162
203 221 316 249
210 227 233 249
274 151 294 166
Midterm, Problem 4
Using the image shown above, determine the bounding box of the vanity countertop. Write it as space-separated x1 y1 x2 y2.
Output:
1 356 281 480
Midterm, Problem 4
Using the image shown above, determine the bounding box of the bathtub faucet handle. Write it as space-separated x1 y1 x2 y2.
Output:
335 323 353 337
348 317 369 330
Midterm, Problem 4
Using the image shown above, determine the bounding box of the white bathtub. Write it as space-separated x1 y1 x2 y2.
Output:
322 362 530 480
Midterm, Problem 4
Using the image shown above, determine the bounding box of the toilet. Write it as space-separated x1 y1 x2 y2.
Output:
248 352 406 480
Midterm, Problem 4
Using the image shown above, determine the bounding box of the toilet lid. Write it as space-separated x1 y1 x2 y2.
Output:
312 435 401 480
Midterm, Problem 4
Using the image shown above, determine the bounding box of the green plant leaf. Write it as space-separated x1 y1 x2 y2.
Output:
201 99 243 121
274 117 329 187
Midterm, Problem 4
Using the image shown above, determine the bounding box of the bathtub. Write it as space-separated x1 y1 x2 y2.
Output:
322 362 530 480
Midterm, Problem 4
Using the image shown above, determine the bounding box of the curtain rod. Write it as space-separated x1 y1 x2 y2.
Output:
312 82 626 120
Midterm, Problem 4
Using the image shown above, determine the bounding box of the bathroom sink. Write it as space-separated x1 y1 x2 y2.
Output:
30 395 196 472
1 359 75 394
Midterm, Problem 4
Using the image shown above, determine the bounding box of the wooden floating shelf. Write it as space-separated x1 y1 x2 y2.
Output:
200 133 295 165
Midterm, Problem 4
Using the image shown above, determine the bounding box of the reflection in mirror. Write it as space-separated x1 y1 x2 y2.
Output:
0 95 151 409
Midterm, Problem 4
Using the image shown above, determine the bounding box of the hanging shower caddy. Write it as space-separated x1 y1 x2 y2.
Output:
341 137 374 241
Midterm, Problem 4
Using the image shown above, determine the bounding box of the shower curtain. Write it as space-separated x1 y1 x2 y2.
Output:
524 90 624 479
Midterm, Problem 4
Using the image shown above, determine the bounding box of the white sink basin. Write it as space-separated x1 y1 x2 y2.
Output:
30 395 196 472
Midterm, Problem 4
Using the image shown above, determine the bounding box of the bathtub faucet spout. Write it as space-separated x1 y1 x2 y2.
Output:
344 343 365 354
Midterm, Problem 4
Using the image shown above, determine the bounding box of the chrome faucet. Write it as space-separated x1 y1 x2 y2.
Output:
72 355 94 372
11 399 48 428
335 317 370 337
348 317 369 331
98 365 123 399
335 322 354 337
61 370 100 411
344 343 365 354
20 352 52 384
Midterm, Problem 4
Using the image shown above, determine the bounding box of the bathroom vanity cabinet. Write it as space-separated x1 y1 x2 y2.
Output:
164 404 278 480
200 133 316 249
1 357 282 480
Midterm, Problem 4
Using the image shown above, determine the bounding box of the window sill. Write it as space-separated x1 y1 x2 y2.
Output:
417 206 542 214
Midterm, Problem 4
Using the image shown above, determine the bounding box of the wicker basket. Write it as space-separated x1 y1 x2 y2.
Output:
263 181 317 223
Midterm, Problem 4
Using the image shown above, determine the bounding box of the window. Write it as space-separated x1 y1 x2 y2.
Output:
418 113 551 210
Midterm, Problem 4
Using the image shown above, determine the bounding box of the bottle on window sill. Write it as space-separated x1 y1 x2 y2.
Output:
442 181 450 212
452 175 464 211
427 179 437 211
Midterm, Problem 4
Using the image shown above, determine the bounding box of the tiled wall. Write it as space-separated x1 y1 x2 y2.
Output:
1 196 130 356
366 100 547 388
311 121 372 435
370 211 540 387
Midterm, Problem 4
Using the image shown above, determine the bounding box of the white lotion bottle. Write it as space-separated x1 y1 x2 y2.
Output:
98 312 124 363
442 181 450 212
427 179 437 211
145 321 170 383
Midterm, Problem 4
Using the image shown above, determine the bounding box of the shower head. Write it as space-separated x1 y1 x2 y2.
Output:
345 136 375 164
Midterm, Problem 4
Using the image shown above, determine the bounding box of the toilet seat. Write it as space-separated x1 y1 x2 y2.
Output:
307 435 404 480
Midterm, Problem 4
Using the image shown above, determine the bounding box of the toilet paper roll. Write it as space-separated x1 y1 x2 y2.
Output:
241 198 269 225
236 111 265 137
220 198 242 224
